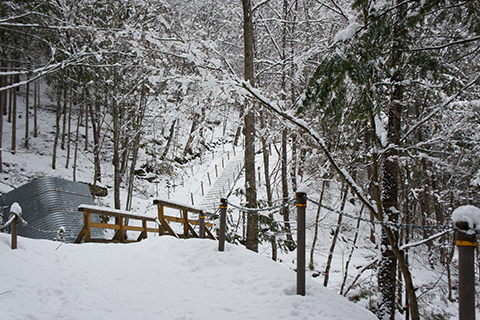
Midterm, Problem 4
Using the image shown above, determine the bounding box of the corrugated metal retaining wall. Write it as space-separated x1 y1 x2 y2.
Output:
1 177 103 243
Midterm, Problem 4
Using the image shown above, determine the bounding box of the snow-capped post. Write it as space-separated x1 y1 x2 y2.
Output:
452 205 480 320
11 213 17 250
296 190 307 296
218 198 227 252
9 202 23 250
199 211 205 239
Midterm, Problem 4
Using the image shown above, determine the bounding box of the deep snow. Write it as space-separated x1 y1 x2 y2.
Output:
0 234 376 320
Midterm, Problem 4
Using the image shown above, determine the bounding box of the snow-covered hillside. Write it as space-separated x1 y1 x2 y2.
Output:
0 234 376 320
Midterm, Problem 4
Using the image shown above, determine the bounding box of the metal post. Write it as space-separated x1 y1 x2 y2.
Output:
11 215 17 250
455 221 477 320
219 198 227 252
296 191 306 296
199 211 205 239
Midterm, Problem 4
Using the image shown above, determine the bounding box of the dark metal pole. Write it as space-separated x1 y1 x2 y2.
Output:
455 221 477 320
296 192 306 296
199 211 205 239
219 198 227 252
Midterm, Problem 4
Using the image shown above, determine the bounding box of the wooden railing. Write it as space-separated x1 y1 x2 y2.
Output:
75 200 216 243
153 199 216 240
75 205 160 243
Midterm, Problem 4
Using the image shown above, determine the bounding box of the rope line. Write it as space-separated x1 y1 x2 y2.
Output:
305 197 474 234
223 196 480 235
225 198 296 213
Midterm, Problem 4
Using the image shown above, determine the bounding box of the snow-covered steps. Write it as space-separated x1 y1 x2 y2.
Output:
201 156 244 212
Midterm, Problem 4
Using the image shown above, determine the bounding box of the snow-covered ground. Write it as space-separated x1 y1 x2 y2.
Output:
0 82 474 319
0 234 376 320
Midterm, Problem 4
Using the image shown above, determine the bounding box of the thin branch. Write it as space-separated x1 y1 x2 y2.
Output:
401 73 480 142
400 230 450 251
411 35 480 52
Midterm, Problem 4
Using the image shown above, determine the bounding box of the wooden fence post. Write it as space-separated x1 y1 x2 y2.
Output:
11 215 17 250
219 198 227 252
296 191 306 296
84 211 91 242
455 221 477 320
199 211 205 239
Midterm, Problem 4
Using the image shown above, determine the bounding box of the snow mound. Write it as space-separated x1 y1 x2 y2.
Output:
0 235 376 320
334 22 362 43
452 205 480 230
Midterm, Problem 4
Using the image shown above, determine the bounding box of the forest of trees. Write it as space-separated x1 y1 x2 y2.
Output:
1 1 480 319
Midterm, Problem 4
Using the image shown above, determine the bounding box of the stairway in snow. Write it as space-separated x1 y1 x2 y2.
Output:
201 156 244 213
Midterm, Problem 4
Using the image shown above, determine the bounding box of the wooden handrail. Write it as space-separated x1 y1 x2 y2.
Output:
75 202 217 243
75 205 159 243
153 199 216 240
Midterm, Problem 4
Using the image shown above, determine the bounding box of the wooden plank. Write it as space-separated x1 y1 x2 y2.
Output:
183 210 189 238
79 206 156 222
163 215 213 228
74 227 85 243
204 226 216 240
138 220 147 241
90 222 120 230
161 217 179 238
154 199 205 214
84 212 91 242
186 221 199 238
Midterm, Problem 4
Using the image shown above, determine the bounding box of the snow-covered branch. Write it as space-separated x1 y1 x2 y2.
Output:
237 80 379 218
400 230 450 251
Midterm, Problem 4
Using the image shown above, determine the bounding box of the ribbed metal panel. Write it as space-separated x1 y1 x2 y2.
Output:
1 177 104 243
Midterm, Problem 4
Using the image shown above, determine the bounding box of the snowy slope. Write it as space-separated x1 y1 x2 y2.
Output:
0 234 376 320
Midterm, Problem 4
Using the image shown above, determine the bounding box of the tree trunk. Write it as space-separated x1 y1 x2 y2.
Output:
11 72 18 154
126 89 146 211
33 79 39 138
89 93 101 183
281 129 292 241
242 0 257 252
324 184 348 287
340 206 364 295
65 87 73 168
160 119 176 161
183 113 200 156
61 87 67 150
24 74 29 149
260 110 274 260
309 179 327 270
73 93 84 182
112 84 121 210
52 89 61 169
0 61 6 173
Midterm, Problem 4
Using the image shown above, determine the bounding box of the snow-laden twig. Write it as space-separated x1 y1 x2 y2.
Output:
400 230 450 251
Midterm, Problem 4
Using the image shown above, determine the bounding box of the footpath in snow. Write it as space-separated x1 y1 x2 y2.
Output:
0 234 376 320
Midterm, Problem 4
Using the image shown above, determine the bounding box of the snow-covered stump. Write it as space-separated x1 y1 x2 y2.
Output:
296 191 307 296
452 205 480 320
